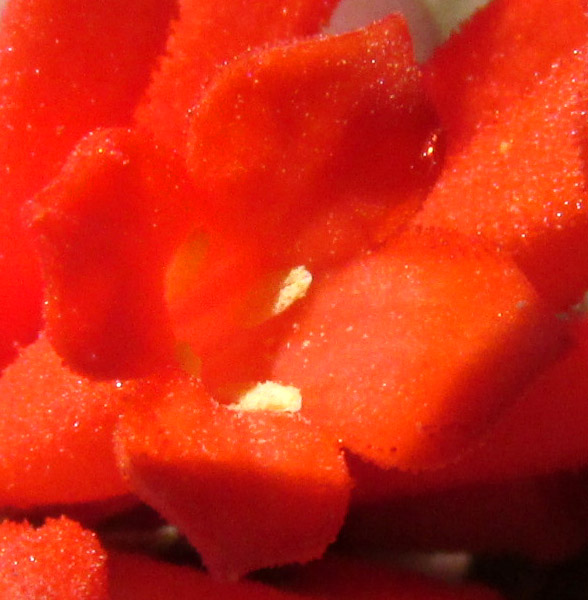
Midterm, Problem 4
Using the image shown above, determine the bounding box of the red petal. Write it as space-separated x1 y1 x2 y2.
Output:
172 16 441 361
0 0 176 364
416 47 588 309
0 333 128 508
345 317 588 497
186 15 440 256
31 128 199 379
108 552 501 599
116 374 351 579
424 0 588 149
136 0 340 154
108 552 296 599
0 517 107 599
269 229 564 469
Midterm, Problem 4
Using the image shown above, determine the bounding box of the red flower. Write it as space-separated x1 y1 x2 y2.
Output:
1 0 588 595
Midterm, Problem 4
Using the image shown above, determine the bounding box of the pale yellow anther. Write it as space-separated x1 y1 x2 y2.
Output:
227 381 302 413
273 266 312 316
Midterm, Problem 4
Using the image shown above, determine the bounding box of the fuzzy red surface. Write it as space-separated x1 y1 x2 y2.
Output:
417 47 588 309
0 517 107 599
186 15 439 247
135 0 340 154
269 229 563 469
116 374 351 580
173 15 441 367
0 333 128 508
31 128 200 379
423 0 588 149
0 0 175 368
347 318 588 498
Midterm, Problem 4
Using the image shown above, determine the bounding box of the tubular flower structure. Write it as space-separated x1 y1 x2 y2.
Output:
1 0 588 597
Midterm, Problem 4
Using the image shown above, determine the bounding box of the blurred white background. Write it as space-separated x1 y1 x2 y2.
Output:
326 0 491 61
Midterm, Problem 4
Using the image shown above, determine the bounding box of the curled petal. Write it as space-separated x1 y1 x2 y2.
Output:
30 128 200 379
136 0 341 153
